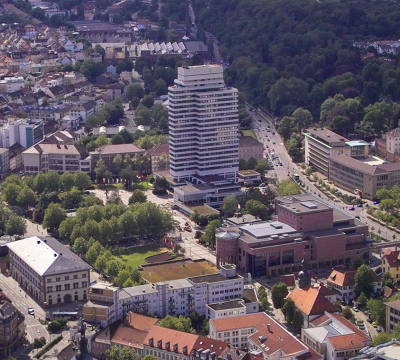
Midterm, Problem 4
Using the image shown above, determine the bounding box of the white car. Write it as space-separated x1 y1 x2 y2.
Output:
28 307 34 315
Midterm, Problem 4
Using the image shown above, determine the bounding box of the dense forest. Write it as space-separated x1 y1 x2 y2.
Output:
194 0 400 139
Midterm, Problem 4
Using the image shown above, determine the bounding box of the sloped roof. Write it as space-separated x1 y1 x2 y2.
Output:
383 248 400 268
127 312 157 331
328 269 380 287
96 143 144 155
111 325 149 349
210 313 263 332
288 286 339 316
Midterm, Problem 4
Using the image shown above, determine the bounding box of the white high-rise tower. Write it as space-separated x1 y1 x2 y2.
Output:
168 65 239 182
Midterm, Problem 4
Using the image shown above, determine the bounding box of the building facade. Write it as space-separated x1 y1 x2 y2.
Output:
238 136 263 161
0 119 44 149
0 148 10 179
0 77 24 93
0 300 25 358
7 236 91 306
386 128 400 155
385 299 400 333
382 248 400 282
168 65 239 183
216 193 372 277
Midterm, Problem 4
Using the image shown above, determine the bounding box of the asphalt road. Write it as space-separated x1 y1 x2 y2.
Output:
0 273 49 359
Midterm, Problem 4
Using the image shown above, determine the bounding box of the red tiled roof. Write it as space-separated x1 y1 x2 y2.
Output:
111 325 148 349
313 284 336 297
383 249 400 268
193 336 227 357
295 349 323 360
210 313 264 332
327 269 380 287
127 313 157 331
144 325 198 355
328 333 368 351
248 313 308 357
281 274 296 287
384 286 393 298
310 314 330 327
289 286 339 316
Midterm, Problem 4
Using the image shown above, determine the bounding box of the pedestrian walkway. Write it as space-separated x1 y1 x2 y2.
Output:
24 218 48 238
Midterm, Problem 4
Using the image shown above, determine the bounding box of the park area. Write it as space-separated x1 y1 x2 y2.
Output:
140 259 219 282
119 245 171 269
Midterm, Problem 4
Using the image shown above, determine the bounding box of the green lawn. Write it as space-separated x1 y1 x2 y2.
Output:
242 129 257 139
119 245 167 269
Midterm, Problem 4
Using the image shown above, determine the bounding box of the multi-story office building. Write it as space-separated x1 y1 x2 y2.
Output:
0 299 25 358
7 236 91 306
22 143 91 175
386 128 400 155
304 128 369 176
0 148 10 179
168 65 239 182
386 299 400 333
0 119 44 149
216 193 372 277
0 76 24 93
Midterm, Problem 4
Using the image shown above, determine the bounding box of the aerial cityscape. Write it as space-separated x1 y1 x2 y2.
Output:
0 0 399 359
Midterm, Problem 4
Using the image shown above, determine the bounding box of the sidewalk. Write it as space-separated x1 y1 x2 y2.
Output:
24 218 48 238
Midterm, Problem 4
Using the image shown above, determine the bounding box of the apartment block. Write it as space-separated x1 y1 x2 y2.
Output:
7 236 91 306
168 65 239 182
22 143 91 175
21 105 61 121
0 148 10 179
382 248 400 282
216 193 372 277
385 299 400 333
0 76 24 93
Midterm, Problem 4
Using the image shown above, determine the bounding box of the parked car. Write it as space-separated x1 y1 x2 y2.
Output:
357 203 363 207
259 183 266 187
349 206 355 210
372 322 377 328
376 328 382 333
28 307 34 315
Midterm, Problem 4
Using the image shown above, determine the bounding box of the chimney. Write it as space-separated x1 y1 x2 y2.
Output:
267 324 271 332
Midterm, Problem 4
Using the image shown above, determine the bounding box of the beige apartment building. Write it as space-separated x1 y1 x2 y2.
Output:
238 136 263 161
22 143 91 175
7 236 91 306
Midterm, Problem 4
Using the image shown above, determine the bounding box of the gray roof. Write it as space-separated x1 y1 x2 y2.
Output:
305 128 349 145
239 221 297 239
207 299 245 311
188 273 241 284
7 236 91 276
330 154 389 175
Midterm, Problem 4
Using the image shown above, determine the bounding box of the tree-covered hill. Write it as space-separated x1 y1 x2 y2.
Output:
194 0 400 131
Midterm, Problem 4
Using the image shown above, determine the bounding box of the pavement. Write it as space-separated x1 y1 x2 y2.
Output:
90 188 217 265
0 273 49 359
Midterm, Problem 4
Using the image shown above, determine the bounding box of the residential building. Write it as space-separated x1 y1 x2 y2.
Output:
21 105 61 121
168 65 239 182
0 118 44 149
386 128 400 155
146 143 169 173
385 299 400 333
69 101 96 122
349 340 400 360
302 312 371 360
8 142 24 171
22 143 91 175
288 285 339 328
7 236 91 306
328 154 400 200
0 76 24 93
83 283 119 327
0 298 25 358
304 128 369 176
206 299 246 320
0 148 10 179
91 144 145 174
326 269 382 304
238 136 263 161
382 248 400 281
209 312 321 359
237 170 261 184
216 193 372 277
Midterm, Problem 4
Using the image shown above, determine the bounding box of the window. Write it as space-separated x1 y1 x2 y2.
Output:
64 284 70 290
74 275 78 279
47 279 52 283
65 276 69 280
56 278 60 282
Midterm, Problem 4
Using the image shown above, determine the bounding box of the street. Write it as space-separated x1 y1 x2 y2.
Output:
0 273 49 359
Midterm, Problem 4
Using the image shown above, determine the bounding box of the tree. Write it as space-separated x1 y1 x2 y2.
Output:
222 195 238 216
255 158 270 175
371 332 392 346
33 337 46 349
357 292 368 308
131 97 140 108
80 58 105 82
292 309 304 331
86 244 101 265
277 179 301 196
245 199 268 220
74 172 92 190
245 157 258 170
135 104 152 126
383 272 395 289
113 154 124 173
16 187 36 209
341 307 355 323
202 219 222 247
278 116 294 140
43 203 67 231
5 215 26 236
142 95 154 108
129 189 147 204
72 237 88 255
107 191 122 205
158 315 195 333
350 258 365 271
354 264 375 297
153 176 169 195
271 283 288 309
95 159 112 184
259 294 270 311
60 172 75 192
126 83 144 101
3 183 21 206
367 298 386 327
283 298 296 324
105 347 120 360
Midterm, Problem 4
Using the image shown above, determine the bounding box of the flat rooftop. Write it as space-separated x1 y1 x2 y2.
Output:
207 299 245 311
305 128 349 144
361 156 386 166
188 272 242 284
140 259 218 283
243 288 258 303
239 221 297 240
279 199 331 215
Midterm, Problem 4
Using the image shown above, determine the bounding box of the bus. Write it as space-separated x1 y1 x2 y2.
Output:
52 311 78 320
